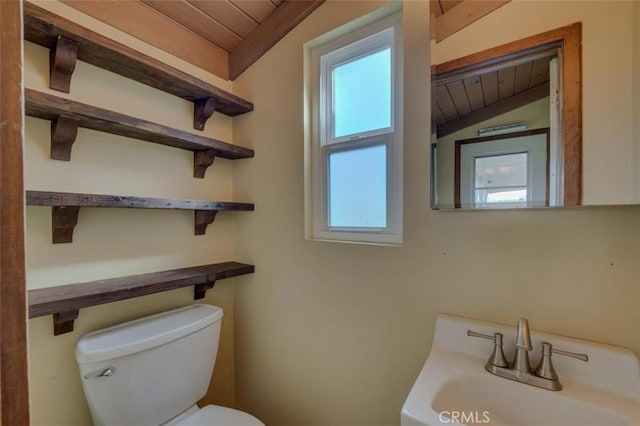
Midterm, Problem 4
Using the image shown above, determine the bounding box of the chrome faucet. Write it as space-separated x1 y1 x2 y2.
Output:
467 317 589 391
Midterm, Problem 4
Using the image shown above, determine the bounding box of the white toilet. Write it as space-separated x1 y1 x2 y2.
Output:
75 304 264 426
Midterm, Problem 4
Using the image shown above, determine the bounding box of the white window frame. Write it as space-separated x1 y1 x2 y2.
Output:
306 12 403 245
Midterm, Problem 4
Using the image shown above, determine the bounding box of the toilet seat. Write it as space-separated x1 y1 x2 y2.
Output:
177 405 264 426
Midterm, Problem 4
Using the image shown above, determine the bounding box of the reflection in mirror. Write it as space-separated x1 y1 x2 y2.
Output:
431 24 582 209
455 129 550 209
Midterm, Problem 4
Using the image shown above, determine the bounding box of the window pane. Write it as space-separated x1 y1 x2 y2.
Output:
329 145 386 227
474 152 527 189
333 47 391 138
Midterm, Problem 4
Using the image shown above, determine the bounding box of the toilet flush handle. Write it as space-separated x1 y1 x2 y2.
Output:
84 366 115 379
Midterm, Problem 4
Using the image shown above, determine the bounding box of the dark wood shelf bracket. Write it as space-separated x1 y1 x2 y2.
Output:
51 206 80 244
193 149 217 179
193 97 217 131
53 309 79 336
194 280 216 300
50 115 79 161
28 262 255 335
194 210 218 235
49 35 79 93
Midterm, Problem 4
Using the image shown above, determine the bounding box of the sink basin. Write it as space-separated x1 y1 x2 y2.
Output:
401 314 640 426
433 375 626 426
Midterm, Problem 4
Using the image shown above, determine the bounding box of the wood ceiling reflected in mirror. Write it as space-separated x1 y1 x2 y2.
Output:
434 54 552 138
431 23 582 210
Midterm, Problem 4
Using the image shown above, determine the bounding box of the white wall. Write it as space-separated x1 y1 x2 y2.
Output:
25 2 243 424
232 1 640 425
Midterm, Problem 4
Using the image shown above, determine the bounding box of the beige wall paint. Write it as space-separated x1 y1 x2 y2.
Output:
25 2 242 425
232 1 640 425
436 97 551 206
433 0 637 205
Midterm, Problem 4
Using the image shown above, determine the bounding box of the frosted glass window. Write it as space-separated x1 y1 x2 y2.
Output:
333 48 391 138
329 145 386 227
308 14 401 244
474 153 528 206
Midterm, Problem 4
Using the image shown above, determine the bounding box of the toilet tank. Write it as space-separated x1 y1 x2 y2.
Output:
76 304 223 426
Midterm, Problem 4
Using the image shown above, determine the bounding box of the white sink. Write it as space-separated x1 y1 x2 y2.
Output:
432 375 626 426
401 314 640 426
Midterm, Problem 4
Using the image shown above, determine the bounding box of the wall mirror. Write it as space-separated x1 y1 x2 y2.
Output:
430 1 640 210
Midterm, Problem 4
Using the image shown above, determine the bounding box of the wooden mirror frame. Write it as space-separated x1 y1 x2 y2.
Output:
433 22 582 206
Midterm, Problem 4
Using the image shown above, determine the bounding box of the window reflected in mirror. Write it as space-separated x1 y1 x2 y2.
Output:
455 129 549 208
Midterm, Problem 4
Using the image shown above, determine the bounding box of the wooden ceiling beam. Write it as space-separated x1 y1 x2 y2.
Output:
433 0 511 43
440 0 465 14
229 0 324 80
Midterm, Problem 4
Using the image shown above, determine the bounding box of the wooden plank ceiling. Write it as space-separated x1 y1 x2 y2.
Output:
61 0 323 80
142 0 283 53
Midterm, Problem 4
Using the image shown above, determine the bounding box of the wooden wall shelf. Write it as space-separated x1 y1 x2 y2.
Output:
24 2 253 131
28 262 255 335
25 89 253 178
26 191 254 243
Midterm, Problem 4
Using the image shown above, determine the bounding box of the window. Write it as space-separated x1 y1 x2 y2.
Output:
474 152 528 207
456 129 549 209
306 12 402 245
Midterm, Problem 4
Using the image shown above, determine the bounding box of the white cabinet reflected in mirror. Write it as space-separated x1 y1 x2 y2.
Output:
430 1 640 210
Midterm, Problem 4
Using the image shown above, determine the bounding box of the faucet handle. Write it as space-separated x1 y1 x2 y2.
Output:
549 344 589 362
467 330 509 368
535 341 589 380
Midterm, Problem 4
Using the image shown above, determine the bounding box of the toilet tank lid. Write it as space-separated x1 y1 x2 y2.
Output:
76 304 223 364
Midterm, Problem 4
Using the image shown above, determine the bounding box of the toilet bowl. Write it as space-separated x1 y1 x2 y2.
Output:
75 304 264 426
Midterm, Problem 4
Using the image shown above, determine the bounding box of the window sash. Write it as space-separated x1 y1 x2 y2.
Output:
320 27 395 146
321 134 392 232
